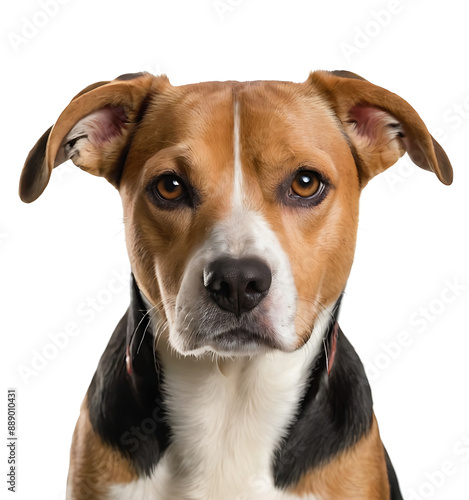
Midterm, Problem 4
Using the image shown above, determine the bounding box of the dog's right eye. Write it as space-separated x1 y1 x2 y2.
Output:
156 176 185 200
146 174 192 208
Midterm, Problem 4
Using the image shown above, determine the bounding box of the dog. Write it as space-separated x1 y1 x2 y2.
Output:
20 70 452 500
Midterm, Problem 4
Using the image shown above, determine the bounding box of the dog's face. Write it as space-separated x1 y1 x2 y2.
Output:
20 71 452 357
122 81 361 356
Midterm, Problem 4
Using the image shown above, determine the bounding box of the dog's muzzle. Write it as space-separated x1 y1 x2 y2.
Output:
172 215 299 356
172 256 282 355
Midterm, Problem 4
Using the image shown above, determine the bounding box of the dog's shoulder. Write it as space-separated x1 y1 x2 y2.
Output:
276 328 403 499
274 327 374 487
87 278 170 476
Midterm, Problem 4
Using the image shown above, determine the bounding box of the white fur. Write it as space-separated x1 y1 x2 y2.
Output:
107 307 331 500
172 207 299 356
171 99 298 356
232 99 244 207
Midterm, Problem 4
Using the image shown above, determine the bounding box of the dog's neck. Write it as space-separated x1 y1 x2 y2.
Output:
157 339 325 497
132 280 338 498
90 277 372 499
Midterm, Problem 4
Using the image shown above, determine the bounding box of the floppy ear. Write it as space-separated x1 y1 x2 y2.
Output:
308 70 453 186
19 72 166 203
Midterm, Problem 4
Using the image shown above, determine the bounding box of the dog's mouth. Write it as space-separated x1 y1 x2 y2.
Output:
189 327 282 356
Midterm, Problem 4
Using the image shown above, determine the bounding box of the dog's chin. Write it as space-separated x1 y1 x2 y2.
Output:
172 328 286 358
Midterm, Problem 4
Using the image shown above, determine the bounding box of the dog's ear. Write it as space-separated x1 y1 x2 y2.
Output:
19 72 167 203
308 70 453 187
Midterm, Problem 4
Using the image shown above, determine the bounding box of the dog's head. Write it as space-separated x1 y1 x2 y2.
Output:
20 71 452 357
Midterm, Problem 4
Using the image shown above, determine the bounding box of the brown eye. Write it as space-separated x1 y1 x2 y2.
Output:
291 171 321 198
146 173 194 209
156 175 186 200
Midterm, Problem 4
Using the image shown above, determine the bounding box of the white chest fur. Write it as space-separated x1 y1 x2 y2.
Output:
107 317 329 500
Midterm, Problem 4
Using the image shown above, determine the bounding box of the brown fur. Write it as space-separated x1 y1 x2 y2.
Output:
20 74 451 346
67 398 137 499
291 415 390 499
308 71 452 185
118 80 361 346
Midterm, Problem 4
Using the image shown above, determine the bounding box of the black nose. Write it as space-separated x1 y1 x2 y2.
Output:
204 257 272 316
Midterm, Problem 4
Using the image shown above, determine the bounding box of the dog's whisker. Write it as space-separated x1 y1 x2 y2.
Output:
131 296 171 356
136 306 161 355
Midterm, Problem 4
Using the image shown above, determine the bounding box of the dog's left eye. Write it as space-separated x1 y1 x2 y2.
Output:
291 171 320 198
289 171 325 199
147 174 191 207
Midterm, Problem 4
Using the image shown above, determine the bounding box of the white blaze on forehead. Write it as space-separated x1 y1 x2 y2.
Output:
232 98 244 208
170 94 302 355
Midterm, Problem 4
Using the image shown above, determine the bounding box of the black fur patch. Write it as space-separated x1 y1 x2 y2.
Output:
330 70 367 81
19 126 52 202
87 276 169 476
87 279 402 496
116 72 147 81
273 323 374 488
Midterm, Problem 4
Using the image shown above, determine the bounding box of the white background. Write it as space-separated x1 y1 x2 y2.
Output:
2 0 469 498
